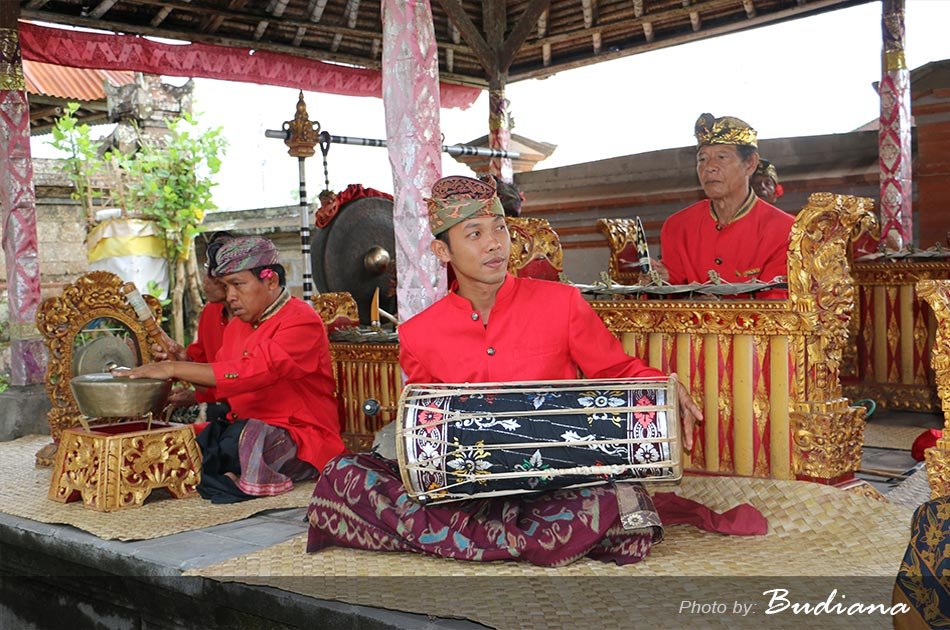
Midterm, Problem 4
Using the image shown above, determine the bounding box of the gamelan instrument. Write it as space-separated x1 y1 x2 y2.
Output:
396 376 682 504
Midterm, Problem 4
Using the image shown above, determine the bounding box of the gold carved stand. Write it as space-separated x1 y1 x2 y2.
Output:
593 193 876 482
916 279 950 498
37 271 201 510
842 260 949 412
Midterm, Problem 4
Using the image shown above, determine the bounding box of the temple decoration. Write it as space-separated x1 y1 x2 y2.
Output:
598 218 648 285
488 87 513 182
842 260 950 412
915 279 950 499
312 291 360 333
1 26 45 386
35 271 161 465
878 0 913 248
507 217 563 281
280 91 320 300
382 0 445 321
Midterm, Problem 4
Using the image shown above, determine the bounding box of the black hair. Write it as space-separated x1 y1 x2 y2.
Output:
250 264 286 288
737 145 758 163
435 231 452 249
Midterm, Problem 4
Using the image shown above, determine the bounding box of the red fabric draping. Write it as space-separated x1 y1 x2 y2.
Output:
314 183 393 228
18 22 479 110
911 429 942 462
653 492 769 536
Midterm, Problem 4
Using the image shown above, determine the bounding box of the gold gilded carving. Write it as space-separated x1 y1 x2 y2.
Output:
791 399 865 479
506 217 563 276
853 261 950 286
313 292 359 326
787 193 876 401
282 91 320 159
36 271 162 447
49 424 201 512
329 342 400 364
916 279 950 499
597 218 641 284
842 382 941 413
0 29 25 91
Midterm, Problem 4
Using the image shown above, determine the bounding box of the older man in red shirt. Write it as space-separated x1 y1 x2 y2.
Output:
658 114 795 298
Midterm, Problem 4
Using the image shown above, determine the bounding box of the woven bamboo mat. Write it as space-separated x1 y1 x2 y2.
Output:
887 468 934 507
187 476 915 630
0 435 314 541
863 422 930 450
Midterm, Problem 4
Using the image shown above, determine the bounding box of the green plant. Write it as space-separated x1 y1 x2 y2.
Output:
49 103 115 223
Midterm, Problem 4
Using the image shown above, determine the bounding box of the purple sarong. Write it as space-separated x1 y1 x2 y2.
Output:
307 453 661 567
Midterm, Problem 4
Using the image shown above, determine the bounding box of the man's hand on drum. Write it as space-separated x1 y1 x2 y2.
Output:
151 330 187 362
671 372 702 452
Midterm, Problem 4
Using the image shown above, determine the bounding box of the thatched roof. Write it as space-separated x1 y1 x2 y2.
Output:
22 0 872 87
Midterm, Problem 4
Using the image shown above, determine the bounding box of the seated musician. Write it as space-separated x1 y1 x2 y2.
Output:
167 231 234 409
116 236 344 502
657 114 795 297
751 158 783 206
306 176 705 566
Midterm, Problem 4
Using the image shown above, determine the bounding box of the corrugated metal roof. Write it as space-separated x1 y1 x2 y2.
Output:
24 60 133 101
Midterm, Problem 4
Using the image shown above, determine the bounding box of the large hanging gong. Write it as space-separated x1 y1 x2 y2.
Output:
312 196 397 325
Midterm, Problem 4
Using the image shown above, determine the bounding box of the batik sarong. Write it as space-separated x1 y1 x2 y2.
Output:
307 453 661 567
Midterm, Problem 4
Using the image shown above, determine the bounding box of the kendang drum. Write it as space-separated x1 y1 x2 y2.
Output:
396 377 682 504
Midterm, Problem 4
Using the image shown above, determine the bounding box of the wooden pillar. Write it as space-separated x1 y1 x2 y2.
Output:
879 0 913 248
488 75 513 183
0 6 45 385
382 0 445 321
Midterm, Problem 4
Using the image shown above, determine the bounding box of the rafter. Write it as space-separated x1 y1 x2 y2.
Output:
332 0 361 52
498 0 552 72
436 0 495 74
743 0 756 18
89 0 121 19
643 21 654 42
592 31 601 53
632 0 643 18
254 0 290 40
537 9 548 38
690 10 701 31
581 0 598 29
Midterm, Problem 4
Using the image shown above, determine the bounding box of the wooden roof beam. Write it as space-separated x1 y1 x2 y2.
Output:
581 0 598 29
690 10 701 31
537 9 548 37
254 0 290 40
499 0 552 72
24 1 51 9
632 0 643 18
206 0 249 35
436 0 495 74
331 0 361 52
89 0 121 20
743 0 756 18
592 31 601 53
643 21 654 42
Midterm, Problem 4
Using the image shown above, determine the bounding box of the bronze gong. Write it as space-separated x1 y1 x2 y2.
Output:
312 195 397 325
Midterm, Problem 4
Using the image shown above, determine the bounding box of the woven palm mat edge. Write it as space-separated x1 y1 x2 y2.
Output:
186 476 916 630
0 435 314 541
863 422 933 450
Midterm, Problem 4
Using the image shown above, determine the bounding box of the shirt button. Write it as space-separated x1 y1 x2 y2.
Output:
716 224 723 231
715 257 722 264
471 312 479 321
486 347 496 356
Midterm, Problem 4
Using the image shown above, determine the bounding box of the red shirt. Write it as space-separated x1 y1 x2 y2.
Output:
660 197 795 296
399 274 662 384
187 302 228 403
211 297 344 470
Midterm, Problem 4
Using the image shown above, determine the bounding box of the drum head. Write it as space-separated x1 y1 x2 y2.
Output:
312 196 397 325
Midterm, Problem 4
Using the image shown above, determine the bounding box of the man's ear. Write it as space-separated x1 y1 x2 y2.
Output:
745 152 760 177
430 237 451 263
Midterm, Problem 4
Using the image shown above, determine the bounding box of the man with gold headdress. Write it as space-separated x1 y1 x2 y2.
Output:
751 158 783 205
658 114 795 294
117 236 344 502
305 176 710 567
